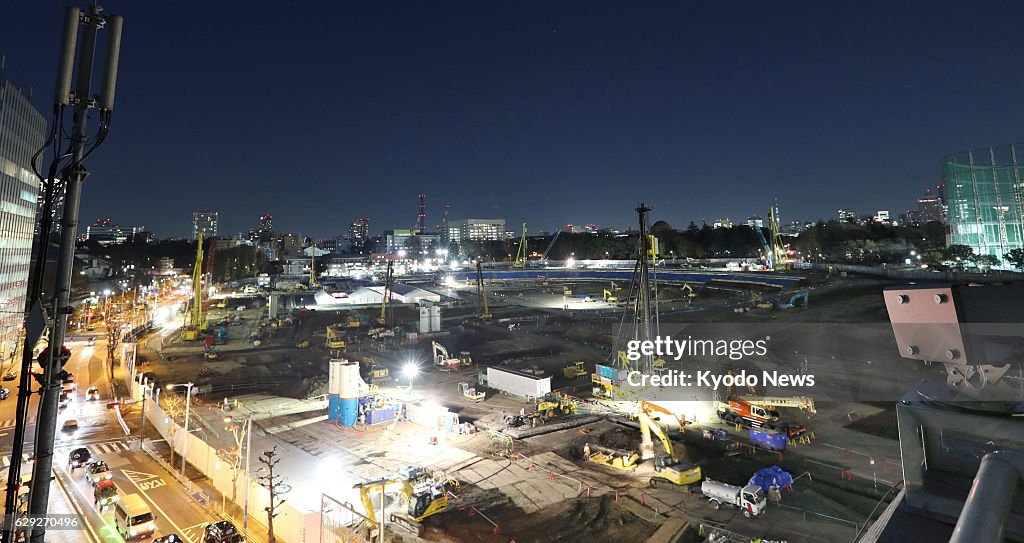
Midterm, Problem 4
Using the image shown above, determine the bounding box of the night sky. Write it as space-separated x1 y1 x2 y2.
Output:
2 1 1024 239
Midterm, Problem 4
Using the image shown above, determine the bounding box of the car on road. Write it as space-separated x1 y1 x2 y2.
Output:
154 536 185 543
61 419 79 433
0 388 9 400
86 386 100 400
203 520 243 543
62 376 76 390
86 324 95 331
87 337 96 346
94 479 119 510
85 460 112 484
68 447 92 470
58 392 71 408
2 370 16 381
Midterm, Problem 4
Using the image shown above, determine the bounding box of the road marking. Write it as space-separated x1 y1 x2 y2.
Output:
136 478 167 491
125 473 190 543
121 469 160 484
182 523 206 542
53 470 102 543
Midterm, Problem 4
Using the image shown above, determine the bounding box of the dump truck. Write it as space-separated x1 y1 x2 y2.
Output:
701 479 766 518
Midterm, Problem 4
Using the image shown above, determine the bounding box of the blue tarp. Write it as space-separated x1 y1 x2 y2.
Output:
440 268 802 288
748 465 794 492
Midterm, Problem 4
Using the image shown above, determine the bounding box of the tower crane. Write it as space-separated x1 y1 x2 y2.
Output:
182 232 208 341
770 205 787 270
513 223 528 268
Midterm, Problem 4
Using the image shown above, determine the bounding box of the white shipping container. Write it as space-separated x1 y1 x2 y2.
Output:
486 367 552 399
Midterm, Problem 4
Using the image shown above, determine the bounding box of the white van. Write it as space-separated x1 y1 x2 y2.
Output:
114 493 156 540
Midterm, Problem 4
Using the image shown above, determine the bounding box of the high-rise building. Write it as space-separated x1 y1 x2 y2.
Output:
712 218 733 229
838 209 858 222
350 217 370 252
916 187 944 224
944 144 1024 259
258 214 273 234
192 211 218 239
0 78 47 361
84 218 144 245
447 219 505 242
746 216 764 228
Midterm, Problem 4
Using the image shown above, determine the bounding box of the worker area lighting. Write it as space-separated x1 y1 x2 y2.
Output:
565 257 576 268
403 363 419 379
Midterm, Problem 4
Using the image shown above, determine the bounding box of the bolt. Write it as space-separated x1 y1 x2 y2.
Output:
897 294 909 304
946 349 959 360
906 345 919 356
934 293 947 304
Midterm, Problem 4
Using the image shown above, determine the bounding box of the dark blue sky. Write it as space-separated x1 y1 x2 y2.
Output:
3 1 1023 238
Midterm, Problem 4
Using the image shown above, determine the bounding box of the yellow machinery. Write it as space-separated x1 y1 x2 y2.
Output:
295 340 310 349
602 289 617 302
458 351 473 367
513 223 527 268
363 357 390 383
639 408 702 488
326 326 346 349
563 285 573 296
475 261 492 319
736 395 816 415
770 205 788 271
563 361 588 379
585 443 640 471
681 283 697 298
309 245 320 289
354 474 449 537
457 382 485 402
182 232 208 341
376 260 395 326
537 393 577 418
347 314 361 328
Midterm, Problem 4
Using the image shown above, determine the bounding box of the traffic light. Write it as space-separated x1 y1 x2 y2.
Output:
34 345 72 386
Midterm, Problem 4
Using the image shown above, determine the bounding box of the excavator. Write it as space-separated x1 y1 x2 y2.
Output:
639 405 702 488
325 325 346 350
432 341 464 370
353 474 449 537
603 289 618 303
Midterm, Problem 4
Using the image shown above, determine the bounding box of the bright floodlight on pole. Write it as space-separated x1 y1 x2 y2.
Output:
403 362 418 391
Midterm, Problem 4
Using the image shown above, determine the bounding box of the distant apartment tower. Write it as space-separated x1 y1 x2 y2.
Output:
944 144 1024 259
916 187 944 224
746 216 764 228
712 218 733 229
448 219 506 242
0 78 47 361
350 217 370 252
192 211 218 239
874 210 891 222
258 214 273 233
838 209 858 222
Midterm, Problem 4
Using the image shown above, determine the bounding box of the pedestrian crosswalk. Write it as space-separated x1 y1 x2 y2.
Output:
0 441 135 467
0 419 32 430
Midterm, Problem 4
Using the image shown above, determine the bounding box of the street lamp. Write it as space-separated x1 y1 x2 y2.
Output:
403 363 419 391
166 382 195 476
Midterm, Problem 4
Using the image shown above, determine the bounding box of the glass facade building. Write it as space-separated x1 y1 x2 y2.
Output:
944 144 1024 260
0 79 47 360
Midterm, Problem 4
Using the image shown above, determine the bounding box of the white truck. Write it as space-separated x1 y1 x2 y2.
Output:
700 479 766 518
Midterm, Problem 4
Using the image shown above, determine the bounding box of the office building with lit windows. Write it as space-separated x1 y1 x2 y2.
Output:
192 211 218 239
0 79 47 360
944 144 1024 260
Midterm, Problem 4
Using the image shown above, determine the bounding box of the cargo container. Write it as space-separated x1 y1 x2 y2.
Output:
749 428 788 451
486 367 552 399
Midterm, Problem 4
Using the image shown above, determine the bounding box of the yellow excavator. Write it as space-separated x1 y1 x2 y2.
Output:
681 283 697 298
603 289 618 303
354 475 449 537
326 326 346 350
639 405 702 488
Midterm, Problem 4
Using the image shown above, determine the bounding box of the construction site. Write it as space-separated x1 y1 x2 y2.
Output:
133 206 985 543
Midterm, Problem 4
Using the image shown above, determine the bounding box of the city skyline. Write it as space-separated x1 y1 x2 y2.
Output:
2 3 1023 238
